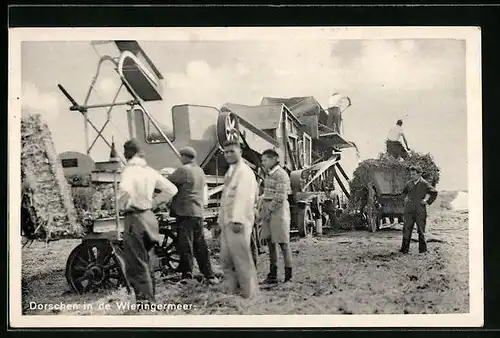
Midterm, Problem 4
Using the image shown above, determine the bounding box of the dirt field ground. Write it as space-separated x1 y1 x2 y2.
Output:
20 191 469 316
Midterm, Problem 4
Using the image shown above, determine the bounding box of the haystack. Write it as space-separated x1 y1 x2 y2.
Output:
21 114 85 240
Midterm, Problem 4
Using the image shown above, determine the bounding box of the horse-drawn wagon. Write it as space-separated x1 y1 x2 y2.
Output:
350 154 440 233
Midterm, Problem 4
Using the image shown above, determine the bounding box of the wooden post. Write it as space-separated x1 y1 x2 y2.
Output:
109 138 121 240
113 171 120 240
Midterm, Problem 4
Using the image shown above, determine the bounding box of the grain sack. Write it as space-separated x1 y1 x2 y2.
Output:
21 114 84 240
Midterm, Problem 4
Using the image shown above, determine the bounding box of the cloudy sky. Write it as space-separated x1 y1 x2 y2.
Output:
21 38 467 190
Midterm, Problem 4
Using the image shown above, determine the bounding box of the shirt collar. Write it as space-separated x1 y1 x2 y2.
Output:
268 165 280 175
127 156 147 167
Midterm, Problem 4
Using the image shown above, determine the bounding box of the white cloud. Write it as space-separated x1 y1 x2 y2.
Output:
353 40 454 92
186 60 212 79
21 82 61 119
235 58 250 76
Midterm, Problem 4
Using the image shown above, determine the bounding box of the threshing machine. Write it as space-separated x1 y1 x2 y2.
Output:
57 40 357 294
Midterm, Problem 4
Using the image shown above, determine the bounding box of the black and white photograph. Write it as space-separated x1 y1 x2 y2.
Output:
9 27 483 327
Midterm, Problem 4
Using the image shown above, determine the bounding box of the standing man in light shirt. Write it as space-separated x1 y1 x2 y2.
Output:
386 119 410 160
218 139 259 298
117 139 178 305
168 146 218 284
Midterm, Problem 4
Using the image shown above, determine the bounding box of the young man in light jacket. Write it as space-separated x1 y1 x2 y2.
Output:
218 139 259 298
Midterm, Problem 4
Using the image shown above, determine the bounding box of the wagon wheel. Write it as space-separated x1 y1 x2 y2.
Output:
255 222 267 249
65 241 127 294
367 205 380 233
297 206 315 237
365 187 380 233
157 228 180 273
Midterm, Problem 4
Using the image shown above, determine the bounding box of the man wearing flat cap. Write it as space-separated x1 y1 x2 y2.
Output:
168 146 217 284
117 139 178 305
400 165 438 254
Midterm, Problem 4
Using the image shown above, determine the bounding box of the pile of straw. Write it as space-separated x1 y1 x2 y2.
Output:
21 114 84 241
71 183 117 228
66 174 93 187
67 170 172 227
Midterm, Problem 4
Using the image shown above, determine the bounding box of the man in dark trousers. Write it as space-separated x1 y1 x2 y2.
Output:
117 139 178 305
168 146 218 284
400 165 438 254
387 120 410 160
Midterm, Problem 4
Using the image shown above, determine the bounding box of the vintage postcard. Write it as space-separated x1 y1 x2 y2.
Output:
9 27 483 327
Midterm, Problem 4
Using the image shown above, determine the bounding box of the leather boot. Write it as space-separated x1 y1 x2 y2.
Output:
262 264 278 284
284 267 292 283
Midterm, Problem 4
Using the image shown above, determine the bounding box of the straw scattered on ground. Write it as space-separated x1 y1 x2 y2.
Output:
21 193 469 316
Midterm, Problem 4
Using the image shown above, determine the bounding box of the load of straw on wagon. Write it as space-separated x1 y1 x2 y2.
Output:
344 152 440 232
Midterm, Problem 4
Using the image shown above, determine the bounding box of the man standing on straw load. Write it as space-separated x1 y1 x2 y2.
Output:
117 139 178 305
400 165 438 254
167 146 218 284
386 120 410 160
257 149 293 284
218 139 259 298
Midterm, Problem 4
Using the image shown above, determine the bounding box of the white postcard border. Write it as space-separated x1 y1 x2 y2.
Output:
8 26 483 328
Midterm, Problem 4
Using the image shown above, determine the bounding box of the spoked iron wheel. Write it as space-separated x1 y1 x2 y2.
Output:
224 114 239 142
365 203 381 233
156 229 180 273
366 187 380 233
297 206 315 237
65 241 126 294
217 110 240 146
369 209 380 233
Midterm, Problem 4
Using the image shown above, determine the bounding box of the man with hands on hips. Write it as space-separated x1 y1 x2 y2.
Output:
400 165 438 254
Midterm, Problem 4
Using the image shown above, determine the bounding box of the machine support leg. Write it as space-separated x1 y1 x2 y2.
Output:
333 169 350 199
336 163 350 181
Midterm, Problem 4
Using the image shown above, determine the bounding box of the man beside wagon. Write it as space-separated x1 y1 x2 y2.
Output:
400 165 438 254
